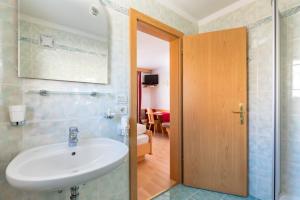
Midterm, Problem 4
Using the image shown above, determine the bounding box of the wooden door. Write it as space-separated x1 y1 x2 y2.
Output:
183 27 248 196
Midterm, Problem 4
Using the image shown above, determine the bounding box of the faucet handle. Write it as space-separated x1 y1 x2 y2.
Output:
69 127 79 133
68 127 79 147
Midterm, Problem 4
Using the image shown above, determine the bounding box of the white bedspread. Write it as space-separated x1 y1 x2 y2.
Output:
137 123 147 135
137 134 149 145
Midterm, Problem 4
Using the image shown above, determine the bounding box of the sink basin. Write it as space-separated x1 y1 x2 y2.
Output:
6 138 128 191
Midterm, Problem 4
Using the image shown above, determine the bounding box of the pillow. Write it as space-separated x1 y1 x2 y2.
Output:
137 123 146 135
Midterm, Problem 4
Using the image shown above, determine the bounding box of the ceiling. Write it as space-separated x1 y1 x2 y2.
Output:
137 31 169 69
159 0 250 23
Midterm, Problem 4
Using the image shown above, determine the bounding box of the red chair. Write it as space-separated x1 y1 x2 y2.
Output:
161 112 170 122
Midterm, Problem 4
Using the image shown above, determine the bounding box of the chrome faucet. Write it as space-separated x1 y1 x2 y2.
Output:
68 127 79 147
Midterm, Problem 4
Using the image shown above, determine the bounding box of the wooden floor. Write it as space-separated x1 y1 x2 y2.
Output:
138 134 175 200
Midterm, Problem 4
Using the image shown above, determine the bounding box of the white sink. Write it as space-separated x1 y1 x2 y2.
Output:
6 138 128 191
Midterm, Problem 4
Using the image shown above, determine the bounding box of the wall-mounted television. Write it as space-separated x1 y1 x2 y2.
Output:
143 74 159 86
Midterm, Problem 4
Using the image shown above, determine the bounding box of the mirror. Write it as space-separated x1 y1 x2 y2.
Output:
18 0 109 84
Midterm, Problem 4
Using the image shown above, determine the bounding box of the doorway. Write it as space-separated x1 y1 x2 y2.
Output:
130 9 248 200
136 31 174 199
129 9 183 200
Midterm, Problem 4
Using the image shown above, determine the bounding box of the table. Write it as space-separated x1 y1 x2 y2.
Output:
152 112 163 133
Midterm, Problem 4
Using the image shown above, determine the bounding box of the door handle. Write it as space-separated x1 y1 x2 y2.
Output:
232 103 245 125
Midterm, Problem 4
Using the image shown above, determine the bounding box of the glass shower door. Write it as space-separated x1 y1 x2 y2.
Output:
278 0 300 199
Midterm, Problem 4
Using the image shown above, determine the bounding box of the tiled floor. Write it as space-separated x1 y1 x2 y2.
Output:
154 185 260 200
280 193 300 200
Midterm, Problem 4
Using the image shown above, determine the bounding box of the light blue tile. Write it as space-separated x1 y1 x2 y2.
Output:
155 185 262 200
222 194 259 200
154 185 199 200
188 189 223 200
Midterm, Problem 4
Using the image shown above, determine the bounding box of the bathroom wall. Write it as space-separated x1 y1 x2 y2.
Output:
279 0 300 199
198 0 274 199
0 0 197 200
0 1 130 199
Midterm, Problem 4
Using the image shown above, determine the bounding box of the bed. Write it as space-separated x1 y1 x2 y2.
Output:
137 123 152 162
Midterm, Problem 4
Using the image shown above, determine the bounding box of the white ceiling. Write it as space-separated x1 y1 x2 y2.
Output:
159 0 254 24
20 0 109 37
137 31 169 69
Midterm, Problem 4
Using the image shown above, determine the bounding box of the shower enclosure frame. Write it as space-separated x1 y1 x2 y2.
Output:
273 0 281 199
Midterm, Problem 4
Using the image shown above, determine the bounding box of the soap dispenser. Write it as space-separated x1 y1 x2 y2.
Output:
9 105 26 126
